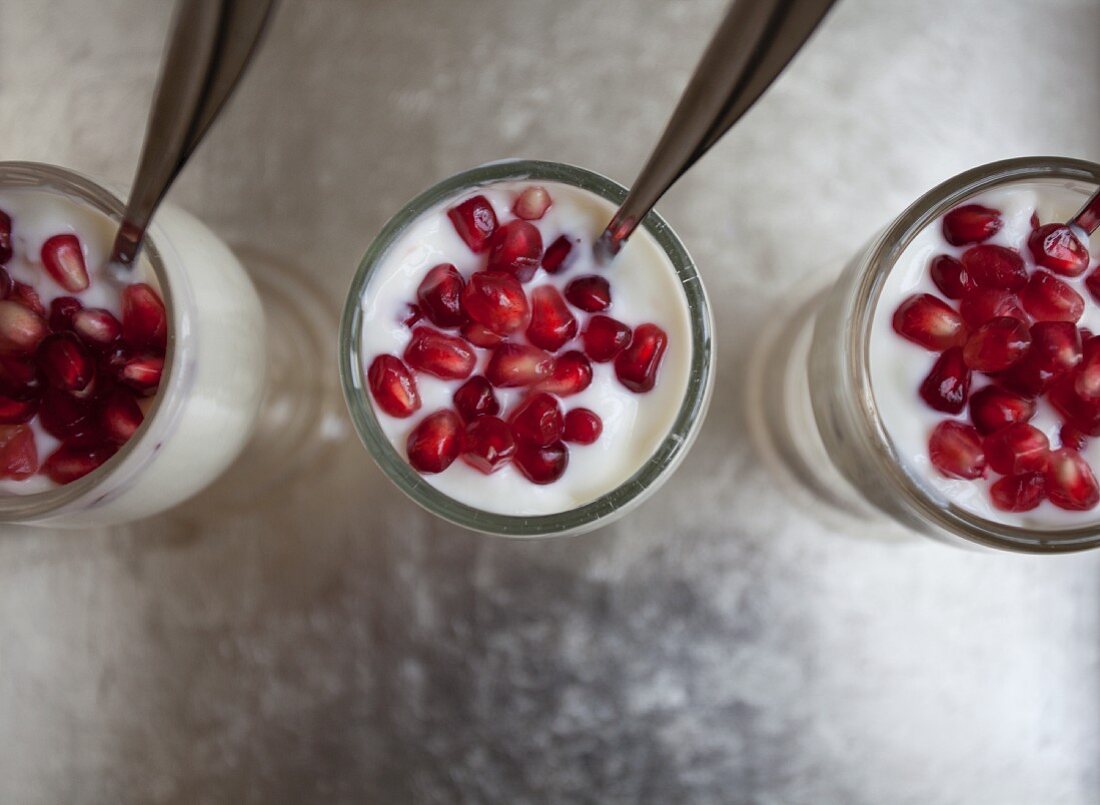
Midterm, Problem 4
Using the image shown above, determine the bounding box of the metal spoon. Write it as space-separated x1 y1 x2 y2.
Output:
599 0 838 258
108 0 278 276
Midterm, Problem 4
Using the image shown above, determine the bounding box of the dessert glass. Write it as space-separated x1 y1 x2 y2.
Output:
340 159 714 538
749 156 1100 553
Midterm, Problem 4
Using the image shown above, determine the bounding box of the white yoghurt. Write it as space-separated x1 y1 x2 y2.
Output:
360 181 693 516
870 182 1100 527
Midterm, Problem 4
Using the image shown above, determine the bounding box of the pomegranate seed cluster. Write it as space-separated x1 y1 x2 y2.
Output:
892 202 1100 512
0 208 167 485
367 185 668 485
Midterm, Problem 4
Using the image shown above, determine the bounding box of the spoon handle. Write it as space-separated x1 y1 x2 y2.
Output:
1071 187 1100 236
602 0 837 253
110 0 277 270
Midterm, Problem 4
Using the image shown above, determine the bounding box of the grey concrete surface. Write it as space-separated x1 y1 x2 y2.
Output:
1 0 1099 802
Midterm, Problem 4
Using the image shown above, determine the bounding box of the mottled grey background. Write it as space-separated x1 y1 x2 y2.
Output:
1 1 1099 803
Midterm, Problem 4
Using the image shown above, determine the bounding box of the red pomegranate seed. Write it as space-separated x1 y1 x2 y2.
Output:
48 296 82 332
999 321 1082 396
73 308 123 347
416 263 466 329
0 393 38 424
461 321 504 348
515 440 569 484
452 375 499 421
928 420 987 479
1061 423 1088 451
537 350 593 396
929 255 975 299
0 300 47 354
10 282 44 317
36 332 94 392
960 244 1027 291
563 408 602 444
892 294 966 350
526 285 577 351
0 354 41 396
508 392 564 447
1028 223 1089 276
0 425 36 480
460 415 516 474
942 204 1003 246
0 268 12 300
42 443 116 484
1082 328 1096 342
564 275 612 312
962 317 1030 372
512 186 552 221
919 347 971 413
38 389 94 441
402 303 423 328
959 288 1026 328
1020 271 1084 322
0 210 11 265
487 220 543 282
615 323 667 393
405 409 462 474
983 423 1050 475
541 235 574 274
121 283 168 352
968 385 1035 435
403 326 476 380
367 354 421 418
486 342 554 388
1049 374 1100 437
40 234 89 292
582 315 632 363
1045 448 1100 510
990 473 1046 512
1086 269 1100 305
448 195 498 253
461 271 531 336
100 388 144 443
1074 336 1100 400
118 354 164 394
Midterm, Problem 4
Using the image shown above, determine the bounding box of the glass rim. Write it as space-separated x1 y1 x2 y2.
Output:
339 159 714 537
849 155 1100 552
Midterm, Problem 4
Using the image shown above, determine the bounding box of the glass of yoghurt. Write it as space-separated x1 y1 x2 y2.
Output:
750 156 1100 552
340 160 714 537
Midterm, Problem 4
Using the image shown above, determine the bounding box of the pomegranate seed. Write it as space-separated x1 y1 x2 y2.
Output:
1074 336 1100 400
1061 423 1088 451
461 271 531 336
118 354 164 394
928 420 987 479
0 210 11 264
0 300 47 355
526 285 577 352
990 473 1046 512
461 321 504 348
983 423 1050 475
403 326 476 380
40 234 89 292
447 195 498 253
563 408 602 444
541 235 574 274
1085 269 1100 305
1049 374 1100 437
892 294 966 350
919 347 971 413
460 416 516 474
968 385 1035 435
513 186 552 221
48 296 82 332
72 308 123 347
960 244 1027 291
514 440 569 484
942 204 1003 246
100 388 144 443
36 332 93 391
0 268 12 300
564 275 612 312
38 389 94 441
582 315 632 363
487 220 543 282
1020 271 1084 322
1028 223 1089 277
10 282 44 317
508 392 564 447
367 354 421 418
402 303 423 328
0 425 36 480
0 393 38 424
929 255 975 299
42 443 116 484
1082 328 1096 342
452 375 499 421
962 317 1030 372
537 350 593 396
959 288 1026 328
485 342 554 387
1045 448 1100 511
416 263 466 329
121 283 168 352
0 354 41 396
999 321 1081 396
615 323 667 393
406 409 462 473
